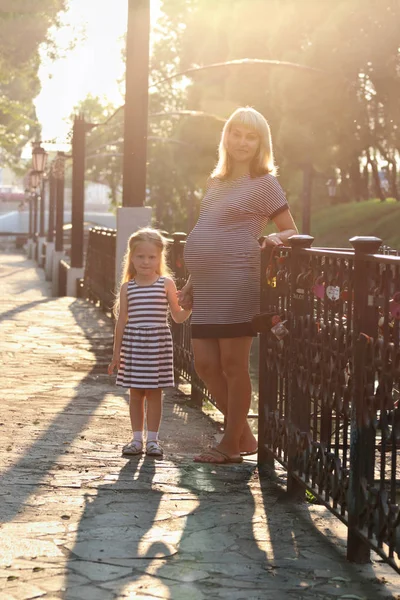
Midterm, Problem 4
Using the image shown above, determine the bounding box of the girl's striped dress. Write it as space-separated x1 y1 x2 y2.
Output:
116 277 174 389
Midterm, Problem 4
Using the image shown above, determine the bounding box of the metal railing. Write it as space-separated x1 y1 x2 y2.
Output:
81 227 116 316
256 235 400 572
80 225 399 571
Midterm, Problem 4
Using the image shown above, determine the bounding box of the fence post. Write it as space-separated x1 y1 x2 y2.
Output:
287 234 314 498
347 235 382 563
257 244 275 468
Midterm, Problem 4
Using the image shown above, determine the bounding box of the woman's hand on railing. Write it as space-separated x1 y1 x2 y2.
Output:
262 233 284 248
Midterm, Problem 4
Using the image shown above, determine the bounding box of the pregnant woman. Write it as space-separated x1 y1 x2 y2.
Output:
179 106 298 464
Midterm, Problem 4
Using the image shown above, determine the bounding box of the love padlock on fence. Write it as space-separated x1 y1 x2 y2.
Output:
312 276 325 299
389 292 400 319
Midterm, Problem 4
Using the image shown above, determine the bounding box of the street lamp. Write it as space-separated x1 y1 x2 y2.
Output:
32 142 48 174
29 169 41 191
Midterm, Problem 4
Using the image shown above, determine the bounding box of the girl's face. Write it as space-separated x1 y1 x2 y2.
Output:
132 241 161 277
225 123 260 165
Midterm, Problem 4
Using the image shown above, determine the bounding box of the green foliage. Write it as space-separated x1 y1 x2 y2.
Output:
72 95 124 207
148 0 400 229
67 1 400 235
0 0 67 165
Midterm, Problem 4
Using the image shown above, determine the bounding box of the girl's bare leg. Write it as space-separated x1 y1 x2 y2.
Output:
192 338 257 454
129 388 145 434
145 388 163 434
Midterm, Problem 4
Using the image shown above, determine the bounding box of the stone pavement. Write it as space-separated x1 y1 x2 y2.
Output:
0 250 399 600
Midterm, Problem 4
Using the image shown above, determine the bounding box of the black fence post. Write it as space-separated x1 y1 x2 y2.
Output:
347 236 382 563
287 234 314 498
257 244 275 468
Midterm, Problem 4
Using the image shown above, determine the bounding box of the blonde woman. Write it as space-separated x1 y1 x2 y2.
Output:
179 107 298 464
108 228 191 457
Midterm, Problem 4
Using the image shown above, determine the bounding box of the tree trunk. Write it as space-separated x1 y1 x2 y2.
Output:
338 168 351 203
301 163 313 235
349 159 362 202
388 159 399 201
361 164 369 200
367 155 385 202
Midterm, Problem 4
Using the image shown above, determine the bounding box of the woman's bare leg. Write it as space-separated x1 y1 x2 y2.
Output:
215 336 253 457
192 338 256 456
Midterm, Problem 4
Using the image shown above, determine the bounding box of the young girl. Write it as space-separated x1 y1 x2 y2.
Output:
108 227 191 457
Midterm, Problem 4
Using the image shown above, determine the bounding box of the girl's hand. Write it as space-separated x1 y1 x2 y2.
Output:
262 234 284 248
177 286 193 311
108 356 120 375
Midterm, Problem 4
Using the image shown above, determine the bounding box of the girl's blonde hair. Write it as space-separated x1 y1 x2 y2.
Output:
114 228 172 317
211 106 276 179
120 227 171 283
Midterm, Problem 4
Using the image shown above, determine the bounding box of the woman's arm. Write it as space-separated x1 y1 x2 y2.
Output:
177 275 193 310
165 278 192 323
108 282 129 374
262 209 298 247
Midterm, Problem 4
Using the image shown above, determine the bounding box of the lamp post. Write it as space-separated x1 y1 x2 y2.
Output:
27 169 41 259
32 142 48 174
45 168 56 281
31 142 48 263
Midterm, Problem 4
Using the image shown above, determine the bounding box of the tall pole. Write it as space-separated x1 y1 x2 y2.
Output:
33 192 38 240
122 0 150 207
71 115 86 268
39 177 45 237
54 154 65 253
47 171 55 243
28 194 33 240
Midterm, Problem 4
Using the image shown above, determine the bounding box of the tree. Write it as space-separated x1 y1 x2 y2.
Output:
0 0 68 165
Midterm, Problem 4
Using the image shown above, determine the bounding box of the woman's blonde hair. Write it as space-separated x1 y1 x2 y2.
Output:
211 106 276 179
114 228 172 317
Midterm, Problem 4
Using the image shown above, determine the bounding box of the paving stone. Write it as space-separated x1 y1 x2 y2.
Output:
0 253 398 599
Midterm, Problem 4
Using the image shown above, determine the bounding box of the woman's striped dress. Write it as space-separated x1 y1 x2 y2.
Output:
184 173 289 338
116 277 174 389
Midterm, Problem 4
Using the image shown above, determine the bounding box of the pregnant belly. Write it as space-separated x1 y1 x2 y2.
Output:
184 226 259 272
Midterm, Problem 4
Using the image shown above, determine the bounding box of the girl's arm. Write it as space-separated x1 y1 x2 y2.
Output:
165 278 192 323
108 282 129 374
262 209 298 247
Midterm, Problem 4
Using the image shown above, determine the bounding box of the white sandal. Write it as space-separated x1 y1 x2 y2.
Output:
146 440 163 457
122 439 143 455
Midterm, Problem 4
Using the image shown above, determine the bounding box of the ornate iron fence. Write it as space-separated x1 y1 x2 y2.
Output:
168 232 214 407
80 224 399 570
257 235 400 572
82 226 116 316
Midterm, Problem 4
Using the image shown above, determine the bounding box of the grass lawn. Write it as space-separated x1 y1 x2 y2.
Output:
302 198 400 250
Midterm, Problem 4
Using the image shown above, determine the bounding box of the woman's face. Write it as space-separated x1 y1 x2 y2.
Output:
225 123 260 165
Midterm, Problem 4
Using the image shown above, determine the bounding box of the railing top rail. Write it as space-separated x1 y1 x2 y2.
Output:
89 226 117 236
365 252 400 265
301 247 355 259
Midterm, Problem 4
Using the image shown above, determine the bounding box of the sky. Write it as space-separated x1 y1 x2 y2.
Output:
34 0 162 148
